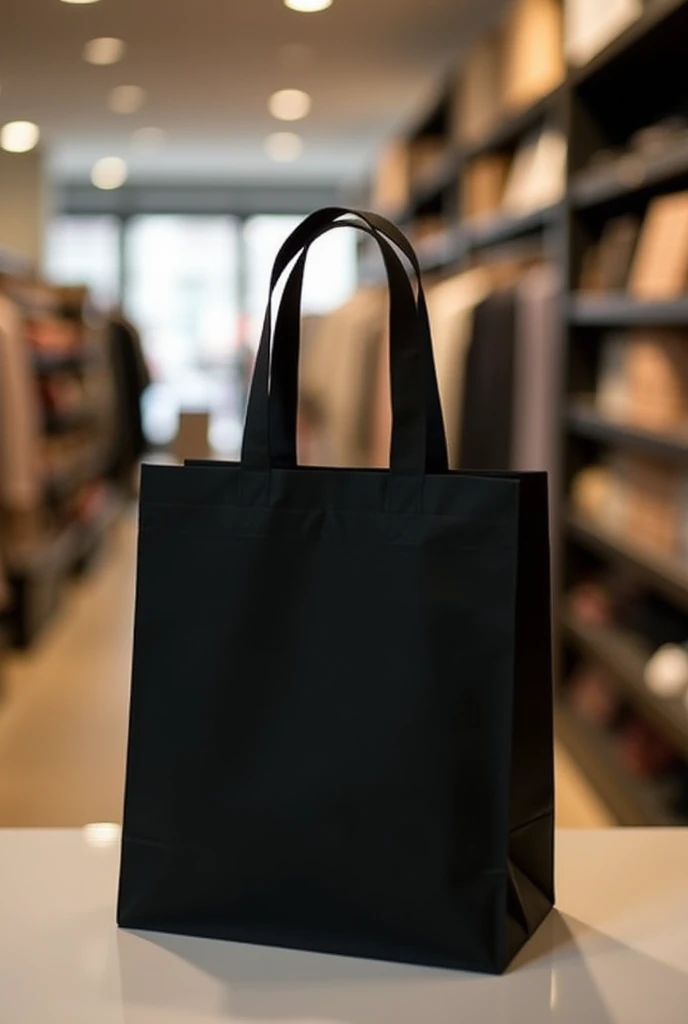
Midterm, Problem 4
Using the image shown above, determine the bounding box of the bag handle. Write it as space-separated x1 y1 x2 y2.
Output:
269 219 448 471
268 207 423 290
241 209 448 475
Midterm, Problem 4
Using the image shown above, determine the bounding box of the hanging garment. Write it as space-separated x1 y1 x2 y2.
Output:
0 549 7 611
106 315 151 480
512 264 561 523
511 269 560 457
459 287 517 471
0 309 9 611
300 287 386 468
0 294 41 512
426 268 493 468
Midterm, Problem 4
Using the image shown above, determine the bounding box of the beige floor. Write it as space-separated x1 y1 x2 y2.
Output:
0 512 612 828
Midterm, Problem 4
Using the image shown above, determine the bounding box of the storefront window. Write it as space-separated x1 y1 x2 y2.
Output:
44 211 357 451
44 216 121 310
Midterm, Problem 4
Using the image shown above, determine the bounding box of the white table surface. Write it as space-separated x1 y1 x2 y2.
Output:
0 828 687 1023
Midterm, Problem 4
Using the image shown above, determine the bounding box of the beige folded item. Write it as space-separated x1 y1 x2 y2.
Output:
453 31 504 145
426 268 493 467
628 191 688 299
502 0 564 111
0 294 42 511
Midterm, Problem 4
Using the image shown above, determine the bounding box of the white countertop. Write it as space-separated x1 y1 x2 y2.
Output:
0 828 686 1023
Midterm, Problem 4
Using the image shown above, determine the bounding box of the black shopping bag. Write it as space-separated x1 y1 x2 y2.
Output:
118 209 554 974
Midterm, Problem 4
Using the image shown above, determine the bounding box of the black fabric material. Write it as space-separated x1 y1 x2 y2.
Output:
458 288 516 472
243 210 448 475
118 210 554 975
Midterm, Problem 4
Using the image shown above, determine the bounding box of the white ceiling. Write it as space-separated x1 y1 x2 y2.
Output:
0 0 503 188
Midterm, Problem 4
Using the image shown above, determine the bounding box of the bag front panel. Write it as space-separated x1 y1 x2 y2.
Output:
119 463 522 971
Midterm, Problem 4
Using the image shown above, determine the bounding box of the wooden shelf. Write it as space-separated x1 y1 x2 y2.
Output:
6 487 122 648
0 618 8 696
408 148 462 214
567 401 688 463
6 521 81 578
562 613 688 758
71 489 123 572
45 446 110 504
412 226 468 274
571 0 688 87
566 512 688 616
33 351 92 375
462 87 563 161
571 139 688 208
467 203 560 250
569 295 688 326
362 205 558 282
382 87 563 228
6 493 121 578
556 705 679 825
44 403 100 436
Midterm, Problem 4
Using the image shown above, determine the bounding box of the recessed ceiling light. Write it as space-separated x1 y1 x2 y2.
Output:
84 37 126 66
60 0 102 4
265 131 303 162
91 156 128 190
131 126 167 152
285 0 333 11
1 121 40 154
269 88 311 122
108 85 146 115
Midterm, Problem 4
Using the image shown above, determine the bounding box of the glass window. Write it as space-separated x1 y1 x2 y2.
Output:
44 210 358 456
44 216 121 309
124 215 240 377
123 215 241 448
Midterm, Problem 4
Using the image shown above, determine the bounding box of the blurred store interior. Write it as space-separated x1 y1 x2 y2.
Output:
3 0 688 831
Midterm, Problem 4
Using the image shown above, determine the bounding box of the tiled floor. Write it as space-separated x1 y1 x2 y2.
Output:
0 511 612 828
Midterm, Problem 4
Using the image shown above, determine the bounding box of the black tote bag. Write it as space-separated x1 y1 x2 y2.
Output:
118 208 555 975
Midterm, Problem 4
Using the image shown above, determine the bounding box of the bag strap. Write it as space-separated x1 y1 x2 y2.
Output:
268 207 421 287
241 208 448 475
269 219 448 472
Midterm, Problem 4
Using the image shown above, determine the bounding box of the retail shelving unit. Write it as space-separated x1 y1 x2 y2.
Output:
562 0 688 825
366 0 688 825
566 402 688 464
1 283 121 647
362 82 565 280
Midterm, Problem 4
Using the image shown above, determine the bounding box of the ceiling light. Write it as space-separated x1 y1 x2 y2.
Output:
108 85 146 115
1 121 40 153
91 156 128 190
284 0 333 11
269 88 311 122
84 37 126 66
131 127 167 151
60 0 102 4
265 131 303 162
